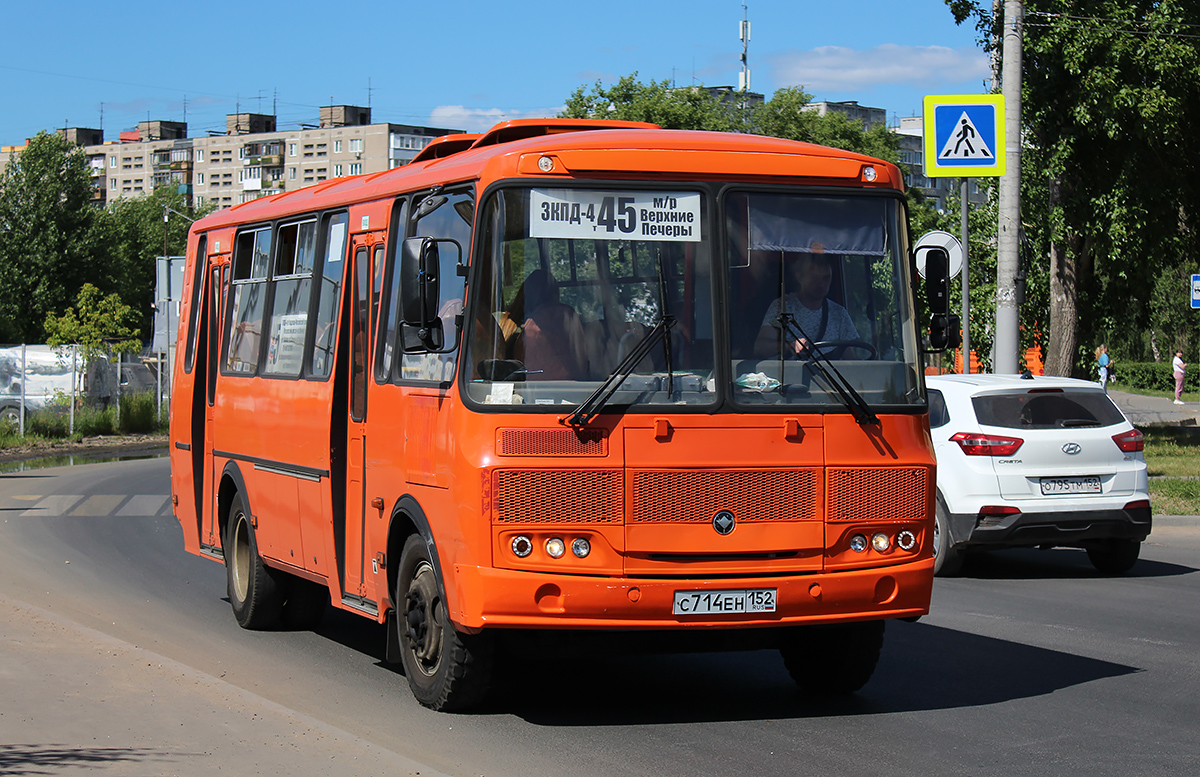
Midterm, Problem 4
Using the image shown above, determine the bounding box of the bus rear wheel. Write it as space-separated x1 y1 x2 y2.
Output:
780 620 885 695
225 492 284 629
395 534 493 711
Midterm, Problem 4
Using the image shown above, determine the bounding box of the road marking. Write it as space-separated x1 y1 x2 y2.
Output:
20 495 84 517
117 495 170 516
15 494 171 518
70 495 127 516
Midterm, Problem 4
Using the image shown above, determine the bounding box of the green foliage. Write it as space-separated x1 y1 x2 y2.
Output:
1112 361 1199 393
561 75 900 164
561 74 745 132
946 1 1200 375
44 283 141 362
0 132 105 343
117 391 164 434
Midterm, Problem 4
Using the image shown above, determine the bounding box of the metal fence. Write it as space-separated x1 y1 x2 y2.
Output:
0 345 168 436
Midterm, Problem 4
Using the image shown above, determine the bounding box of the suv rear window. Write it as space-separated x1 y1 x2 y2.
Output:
972 389 1126 430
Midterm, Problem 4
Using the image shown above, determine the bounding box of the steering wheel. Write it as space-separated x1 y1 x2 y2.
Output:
808 340 878 360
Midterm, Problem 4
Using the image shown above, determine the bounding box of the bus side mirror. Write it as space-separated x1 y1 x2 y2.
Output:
399 237 444 351
924 247 950 316
929 314 962 351
922 247 961 352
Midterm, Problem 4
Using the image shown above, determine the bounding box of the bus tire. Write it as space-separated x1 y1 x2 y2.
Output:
396 534 493 711
933 500 963 577
225 492 284 630
1086 538 1141 575
780 620 885 695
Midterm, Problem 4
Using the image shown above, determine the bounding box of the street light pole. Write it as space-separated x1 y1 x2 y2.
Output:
995 0 1024 374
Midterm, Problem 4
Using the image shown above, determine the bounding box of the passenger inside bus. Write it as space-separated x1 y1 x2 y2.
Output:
752 251 859 359
506 269 589 380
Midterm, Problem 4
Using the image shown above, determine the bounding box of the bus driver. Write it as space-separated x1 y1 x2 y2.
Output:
753 251 859 359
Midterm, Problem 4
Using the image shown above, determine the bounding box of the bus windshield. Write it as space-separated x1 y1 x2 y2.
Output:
463 185 922 412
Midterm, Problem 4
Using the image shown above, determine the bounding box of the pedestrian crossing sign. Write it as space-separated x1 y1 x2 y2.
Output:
923 94 1006 178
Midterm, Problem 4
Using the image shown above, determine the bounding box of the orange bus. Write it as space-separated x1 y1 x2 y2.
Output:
170 119 948 711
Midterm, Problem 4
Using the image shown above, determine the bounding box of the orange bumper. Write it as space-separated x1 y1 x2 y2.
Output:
450 557 933 630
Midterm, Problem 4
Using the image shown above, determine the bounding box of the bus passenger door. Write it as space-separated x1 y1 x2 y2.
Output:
341 244 373 610
203 263 226 550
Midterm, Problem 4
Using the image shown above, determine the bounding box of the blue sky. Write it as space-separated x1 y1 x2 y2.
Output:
1 0 990 144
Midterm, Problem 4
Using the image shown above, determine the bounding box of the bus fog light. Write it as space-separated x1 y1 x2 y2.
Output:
872 533 891 552
511 535 533 558
546 538 566 558
850 534 868 553
897 530 917 551
572 538 591 558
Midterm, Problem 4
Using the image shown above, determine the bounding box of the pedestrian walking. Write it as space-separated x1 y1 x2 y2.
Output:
1096 344 1112 392
1172 349 1187 404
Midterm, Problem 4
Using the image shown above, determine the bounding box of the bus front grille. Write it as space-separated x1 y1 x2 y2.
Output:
629 469 820 523
826 467 929 522
496 428 608 457
493 469 623 523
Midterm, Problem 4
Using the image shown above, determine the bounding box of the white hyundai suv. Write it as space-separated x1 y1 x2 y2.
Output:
926 374 1151 576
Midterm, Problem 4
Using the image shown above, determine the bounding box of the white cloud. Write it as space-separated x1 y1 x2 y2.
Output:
429 105 564 134
770 44 990 94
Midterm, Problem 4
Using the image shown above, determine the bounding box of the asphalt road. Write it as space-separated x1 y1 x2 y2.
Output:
1 457 1198 776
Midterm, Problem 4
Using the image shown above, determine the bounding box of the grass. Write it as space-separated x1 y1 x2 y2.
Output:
1143 426 1200 515
0 392 167 450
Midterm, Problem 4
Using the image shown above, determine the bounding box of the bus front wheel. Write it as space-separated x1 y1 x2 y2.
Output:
225 492 284 629
780 620 885 695
395 534 493 711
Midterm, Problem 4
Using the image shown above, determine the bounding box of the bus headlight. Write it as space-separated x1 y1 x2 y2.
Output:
872 533 891 552
572 538 591 558
511 535 533 558
546 537 566 558
850 534 868 553
897 530 917 551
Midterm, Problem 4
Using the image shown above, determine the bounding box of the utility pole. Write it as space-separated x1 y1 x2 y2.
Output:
994 0 1024 373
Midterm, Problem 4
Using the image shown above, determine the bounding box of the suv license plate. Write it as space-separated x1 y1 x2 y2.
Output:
673 589 777 615
1040 476 1102 495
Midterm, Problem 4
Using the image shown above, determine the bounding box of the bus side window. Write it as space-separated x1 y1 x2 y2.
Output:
224 227 271 375
308 212 348 379
184 234 207 374
398 189 473 383
375 199 408 383
262 218 317 378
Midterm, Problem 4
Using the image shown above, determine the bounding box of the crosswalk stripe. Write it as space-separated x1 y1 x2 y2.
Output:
117 495 170 516
71 495 127 516
20 495 84 518
15 494 171 518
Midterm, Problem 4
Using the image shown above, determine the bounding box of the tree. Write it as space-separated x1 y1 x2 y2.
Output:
0 132 106 343
102 186 210 337
562 73 744 131
946 0 1200 375
561 75 899 163
44 283 142 362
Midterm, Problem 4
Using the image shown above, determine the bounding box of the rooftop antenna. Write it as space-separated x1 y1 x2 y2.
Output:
367 77 374 110
738 2 751 93
99 103 104 134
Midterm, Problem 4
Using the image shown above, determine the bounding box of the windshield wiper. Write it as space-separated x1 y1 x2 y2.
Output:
778 313 879 426
563 315 676 427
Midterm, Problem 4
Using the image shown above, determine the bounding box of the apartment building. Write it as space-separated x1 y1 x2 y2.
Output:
1 106 460 211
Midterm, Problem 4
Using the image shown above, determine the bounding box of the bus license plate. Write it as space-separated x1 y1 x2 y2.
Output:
1040 476 1102 495
673 589 777 615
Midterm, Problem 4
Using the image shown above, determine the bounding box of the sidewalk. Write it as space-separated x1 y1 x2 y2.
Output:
1107 389 1200 427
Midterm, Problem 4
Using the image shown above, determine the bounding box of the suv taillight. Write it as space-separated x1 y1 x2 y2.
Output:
1112 428 1144 453
949 432 1024 456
